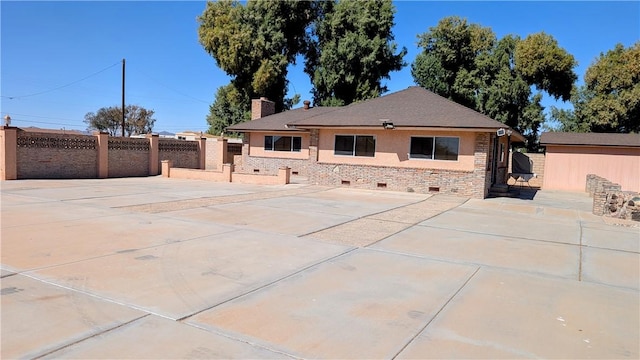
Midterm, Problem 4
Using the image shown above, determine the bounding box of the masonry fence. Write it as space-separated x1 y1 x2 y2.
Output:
0 127 286 185
586 174 640 221
1 127 204 179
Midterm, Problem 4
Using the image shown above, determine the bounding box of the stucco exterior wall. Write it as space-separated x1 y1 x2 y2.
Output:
316 129 476 171
248 131 311 159
543 145 640 192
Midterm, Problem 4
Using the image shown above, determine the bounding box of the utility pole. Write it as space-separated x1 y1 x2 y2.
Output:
121 58 126 137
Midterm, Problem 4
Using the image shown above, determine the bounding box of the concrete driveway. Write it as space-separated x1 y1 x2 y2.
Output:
1 177 638 359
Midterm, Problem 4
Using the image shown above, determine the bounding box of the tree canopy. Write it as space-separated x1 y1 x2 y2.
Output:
84 105 155 137
198 0 315 113
205 84 249 136
304 0 406 106
411 16 577 149
552 42 639 133
198 0 406 133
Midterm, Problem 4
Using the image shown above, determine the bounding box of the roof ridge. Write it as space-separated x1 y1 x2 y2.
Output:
408 86 503 125
286 106 342 126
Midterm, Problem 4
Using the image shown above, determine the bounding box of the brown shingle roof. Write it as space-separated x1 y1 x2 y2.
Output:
292 87 510 129
540 132 640 147
229 87 524 140
227 106 339 132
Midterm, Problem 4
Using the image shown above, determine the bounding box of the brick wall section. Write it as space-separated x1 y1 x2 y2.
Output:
16 131 97 179
308 163 481 196
241 157 310 176
158 139 199 169
586 174 608 196
586 173 640 221
108 138 149 177
527 153 545 188
476 133 492 199
2 129 205 180
205 138 219 170
508 152 545 188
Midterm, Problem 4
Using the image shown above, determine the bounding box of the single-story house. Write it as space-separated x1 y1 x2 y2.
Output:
540 132 640 192
228 86 524 198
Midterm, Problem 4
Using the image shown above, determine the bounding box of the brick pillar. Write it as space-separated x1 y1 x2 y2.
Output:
0 126 18 180
216 138 228 169
473 132 490 199
223 163 233 182
309 129 319 162
95 131 109 179
147 133 159 175
198 137 206 170
161 160 173 177
278 167 291 185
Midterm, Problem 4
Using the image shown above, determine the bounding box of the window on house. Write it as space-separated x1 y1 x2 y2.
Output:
410 136 459 161
334 135 375 157
264 136 302 152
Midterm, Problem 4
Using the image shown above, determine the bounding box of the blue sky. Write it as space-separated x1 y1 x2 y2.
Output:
1 1 638 133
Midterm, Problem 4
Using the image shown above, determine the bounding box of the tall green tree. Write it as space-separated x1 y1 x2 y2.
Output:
206 84 249 135
84 105 155 137
515 32 577 102
551 42 640 133
412 16 494 109
305 0 406 106
198 0 315 113
411 16 578 149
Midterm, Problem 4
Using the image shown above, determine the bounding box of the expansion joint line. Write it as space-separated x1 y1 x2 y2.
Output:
390 266 481 360
176 247 357 321
297 197 431 239
578 221 584 281
365 196 470 248
33 314 150 359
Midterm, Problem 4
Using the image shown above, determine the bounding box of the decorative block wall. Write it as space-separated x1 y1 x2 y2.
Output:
16 131 98 179
1 128 203 180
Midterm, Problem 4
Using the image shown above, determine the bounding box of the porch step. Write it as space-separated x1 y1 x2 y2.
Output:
489 184 520 198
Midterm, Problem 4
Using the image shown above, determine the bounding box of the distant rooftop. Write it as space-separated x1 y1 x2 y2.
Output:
540 132 640 147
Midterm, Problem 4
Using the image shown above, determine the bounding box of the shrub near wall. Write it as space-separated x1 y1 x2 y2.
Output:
16 131 97 179
108 138 149 177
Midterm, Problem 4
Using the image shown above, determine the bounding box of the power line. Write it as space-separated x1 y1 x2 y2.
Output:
1 60 121 100
134 63 210 104
0 112 84 123
4 118 84 128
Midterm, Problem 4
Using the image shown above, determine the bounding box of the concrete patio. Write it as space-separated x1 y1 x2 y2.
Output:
1 177 638 359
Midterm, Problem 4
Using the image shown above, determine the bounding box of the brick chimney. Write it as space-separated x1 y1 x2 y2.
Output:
251 97 276 120
303 100 311 110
